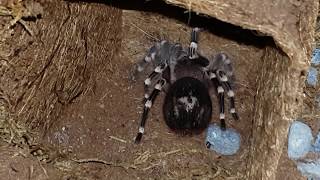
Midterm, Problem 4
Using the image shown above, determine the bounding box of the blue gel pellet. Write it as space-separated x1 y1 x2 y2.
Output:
297 159 320 179
205 124 241 155
288 121 313 160
311 48 320 66
312 132 320 153
307 67 318 86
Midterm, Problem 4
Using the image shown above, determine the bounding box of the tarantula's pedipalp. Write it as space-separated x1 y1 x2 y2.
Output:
133 27 239 143
135 45 157 73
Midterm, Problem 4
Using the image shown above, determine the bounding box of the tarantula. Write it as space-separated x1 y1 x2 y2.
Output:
133 28 239 143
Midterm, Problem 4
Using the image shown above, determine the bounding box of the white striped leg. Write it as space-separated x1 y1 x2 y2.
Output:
143 63 167 100
135 79 166 143
209 72 226 130
189 27 200 59
217 71 239 120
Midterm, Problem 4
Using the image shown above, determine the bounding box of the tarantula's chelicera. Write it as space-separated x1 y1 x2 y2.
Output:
133 28 239 143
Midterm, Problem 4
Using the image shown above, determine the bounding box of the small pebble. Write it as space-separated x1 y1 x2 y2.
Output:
288 121 313 160
297 159 320 179
307 67 318 86
205 123 240 155
311 48 320 66
315 95 320 109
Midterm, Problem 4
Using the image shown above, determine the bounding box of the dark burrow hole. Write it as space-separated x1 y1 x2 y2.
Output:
70 0 275 49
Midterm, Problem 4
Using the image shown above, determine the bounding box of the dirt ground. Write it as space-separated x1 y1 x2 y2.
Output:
42 9 259 179
0 1 314 179
43 9 302 179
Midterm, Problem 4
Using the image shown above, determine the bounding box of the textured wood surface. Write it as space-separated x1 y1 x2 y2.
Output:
162 0 318 179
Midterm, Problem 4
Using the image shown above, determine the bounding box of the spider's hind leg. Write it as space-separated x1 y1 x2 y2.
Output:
206 52 239 130
210 52 239 121
217 71 239 121
143 62 167 100
135 78 166 143
209 72 226 129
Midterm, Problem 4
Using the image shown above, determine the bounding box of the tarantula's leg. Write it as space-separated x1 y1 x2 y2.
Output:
144 62 167 99
209 72 226 130
135 78 166 143
189 27 200 59
217 71 239 120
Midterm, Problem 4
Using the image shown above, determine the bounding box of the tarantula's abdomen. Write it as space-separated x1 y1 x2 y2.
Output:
163 77 212 133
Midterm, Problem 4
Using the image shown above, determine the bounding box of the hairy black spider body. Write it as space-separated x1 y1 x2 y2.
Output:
133 28 239 143
163 76 212 132
162 56 212 132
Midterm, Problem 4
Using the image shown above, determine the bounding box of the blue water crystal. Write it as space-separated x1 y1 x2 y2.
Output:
312 132 320 153
205 124 241 155
297 159 320 179
311 48 320 66
288 121 313 160
307 67 318 86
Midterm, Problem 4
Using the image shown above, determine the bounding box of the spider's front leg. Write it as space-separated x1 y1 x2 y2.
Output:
189 27 201 59
189 28 200 59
